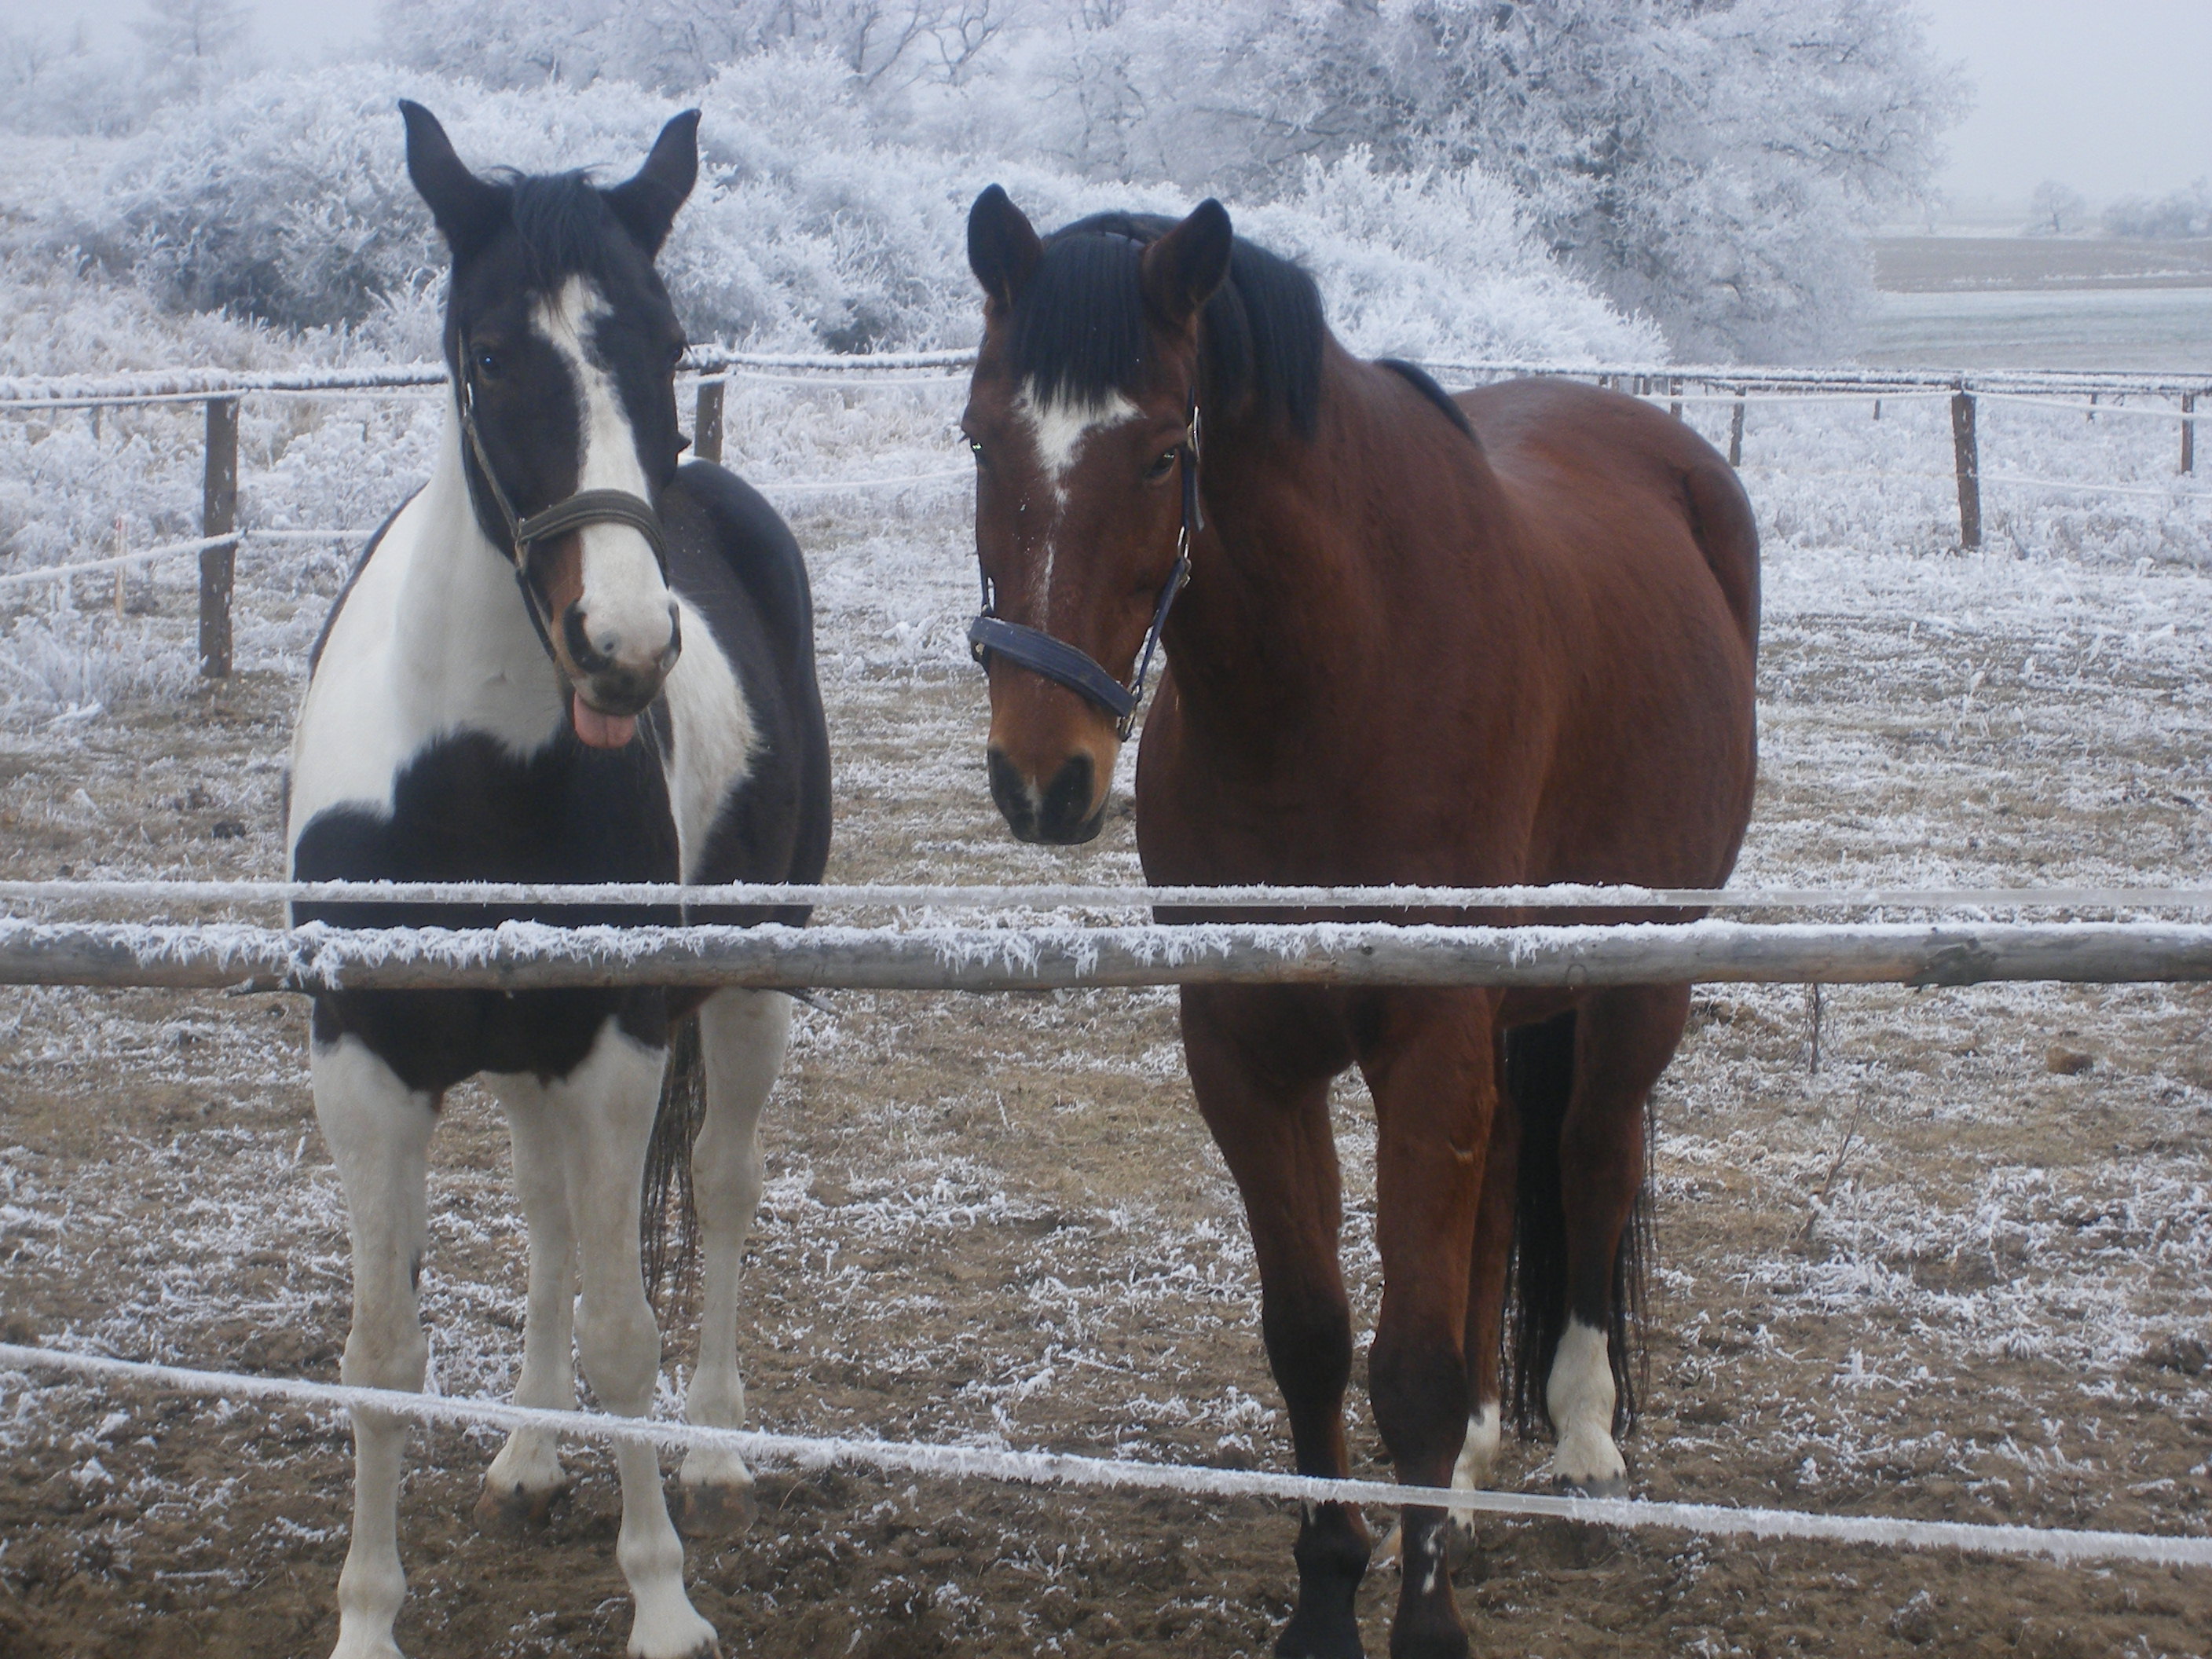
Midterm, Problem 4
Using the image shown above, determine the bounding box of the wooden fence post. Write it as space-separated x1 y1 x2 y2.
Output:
200 397 238 679
694 378 724 466
1950 390 1981 551
1668 376 1682 419
1728 397 1745 468
2184 393 2196 475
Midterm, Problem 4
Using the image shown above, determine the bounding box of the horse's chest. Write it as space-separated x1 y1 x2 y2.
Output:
291 729 679 889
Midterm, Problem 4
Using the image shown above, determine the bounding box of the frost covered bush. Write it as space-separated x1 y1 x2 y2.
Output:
2102 180 2212 242
58 53 1654 364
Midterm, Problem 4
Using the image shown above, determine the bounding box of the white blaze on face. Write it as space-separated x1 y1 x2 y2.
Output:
1012 383 1140 615
532 276 674 670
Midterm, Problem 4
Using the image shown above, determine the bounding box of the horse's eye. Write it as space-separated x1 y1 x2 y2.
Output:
1146 449 1179 480
967 438 987 466
474 349 501 378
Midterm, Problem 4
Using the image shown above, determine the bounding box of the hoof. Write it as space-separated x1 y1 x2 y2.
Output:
1276 1606 1366 1659
1557 1473 1628 1500
472 1477 566 1535
1386 1624 1470 1659
671 1479 757 1537
630 1638 719 1659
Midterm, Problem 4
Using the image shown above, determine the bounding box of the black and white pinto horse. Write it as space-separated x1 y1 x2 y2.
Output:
285 105 830 1659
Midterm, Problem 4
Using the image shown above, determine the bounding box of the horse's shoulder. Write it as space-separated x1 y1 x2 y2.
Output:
306 494 416 677
662 462 812 646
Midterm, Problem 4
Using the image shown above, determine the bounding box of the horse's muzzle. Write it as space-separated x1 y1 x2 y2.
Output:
559 599 680 723
989 747 1108 844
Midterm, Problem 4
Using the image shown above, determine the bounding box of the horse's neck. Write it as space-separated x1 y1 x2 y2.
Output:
1170 354 1478 742
390 412 564 731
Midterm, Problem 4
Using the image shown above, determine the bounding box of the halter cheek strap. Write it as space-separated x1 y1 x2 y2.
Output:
456 371 674 665
966 391 1201 743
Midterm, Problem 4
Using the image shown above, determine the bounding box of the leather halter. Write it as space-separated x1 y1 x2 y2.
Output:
456 368 674 664
967 389 1201 742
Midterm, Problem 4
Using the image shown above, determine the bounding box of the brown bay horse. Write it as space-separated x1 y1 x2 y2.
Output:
959 189 1758 1658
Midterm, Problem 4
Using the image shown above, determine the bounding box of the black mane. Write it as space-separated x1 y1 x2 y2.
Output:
1014 211 1327 438
496 169 635 283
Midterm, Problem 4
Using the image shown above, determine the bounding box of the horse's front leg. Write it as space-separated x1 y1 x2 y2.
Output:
1546 983 1689 1496
312 1031 438 1659
1361 994 1495 1659
559 1016 716 1659
475 1074 580 1530
1184 987 1369 1659
1451 1056 1521 1539
672 988 789 1536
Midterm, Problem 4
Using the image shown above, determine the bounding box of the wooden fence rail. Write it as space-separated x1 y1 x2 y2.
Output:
10 353 2211 676
9 917 2212 994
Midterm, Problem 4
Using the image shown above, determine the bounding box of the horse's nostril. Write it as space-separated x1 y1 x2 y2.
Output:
562 606 614 676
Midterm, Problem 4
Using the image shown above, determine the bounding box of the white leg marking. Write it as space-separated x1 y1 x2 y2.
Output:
554 1018 715 1659
1448 1400 1503 1539
313 1036 437 1659
476 1075 580 1519
1546 1319 1627 1491
678 991 789 1508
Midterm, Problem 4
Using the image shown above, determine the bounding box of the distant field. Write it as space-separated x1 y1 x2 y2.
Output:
1863 236 2212 372
1875 236 2212 293
1862 286 2212 372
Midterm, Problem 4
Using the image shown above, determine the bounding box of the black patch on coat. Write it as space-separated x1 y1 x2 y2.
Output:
294 460 832 1096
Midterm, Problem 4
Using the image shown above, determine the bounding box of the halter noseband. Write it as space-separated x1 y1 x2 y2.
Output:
966 389 1201 743
456 368 675 663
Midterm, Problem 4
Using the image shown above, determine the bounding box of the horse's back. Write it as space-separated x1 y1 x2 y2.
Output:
1457 377 1759 650
1448 375 1760 886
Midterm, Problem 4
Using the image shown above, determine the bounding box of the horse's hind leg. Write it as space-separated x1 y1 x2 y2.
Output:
312 1033 438 1659
475 1076 579 1531
559 1016 716 1659
1183 988 1368 1659
1546 983 1690 1497
673 987 789 1536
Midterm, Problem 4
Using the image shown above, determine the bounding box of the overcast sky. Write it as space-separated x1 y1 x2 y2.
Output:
54 0 2212 207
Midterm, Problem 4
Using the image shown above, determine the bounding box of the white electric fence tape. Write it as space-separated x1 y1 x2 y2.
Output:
6 877 2212 912
4 1344 2206 1568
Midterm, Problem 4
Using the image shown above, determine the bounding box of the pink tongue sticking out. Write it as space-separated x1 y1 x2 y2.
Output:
572 691 638 749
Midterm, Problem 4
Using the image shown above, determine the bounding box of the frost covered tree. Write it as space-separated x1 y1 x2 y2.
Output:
0 20 144 135
375 0 1013 93
1018 0 1966 361
2025 179 2088 237
133 0 256 101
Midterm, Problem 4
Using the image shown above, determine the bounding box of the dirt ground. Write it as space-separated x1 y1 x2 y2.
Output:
3 500 2211 1657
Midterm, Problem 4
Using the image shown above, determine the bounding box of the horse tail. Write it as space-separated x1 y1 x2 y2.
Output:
1502 1010 1651 1438
641 1010 707 1319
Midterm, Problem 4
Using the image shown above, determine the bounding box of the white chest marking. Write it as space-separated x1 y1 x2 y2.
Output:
287 421 563 848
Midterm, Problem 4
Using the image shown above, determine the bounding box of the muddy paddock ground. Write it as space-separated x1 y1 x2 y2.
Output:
3 468 2211 1657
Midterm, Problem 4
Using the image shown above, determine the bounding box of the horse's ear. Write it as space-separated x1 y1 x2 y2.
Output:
606 109 701 257
968 185 1041 312
1140 199 1233 331
400 101 506 260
